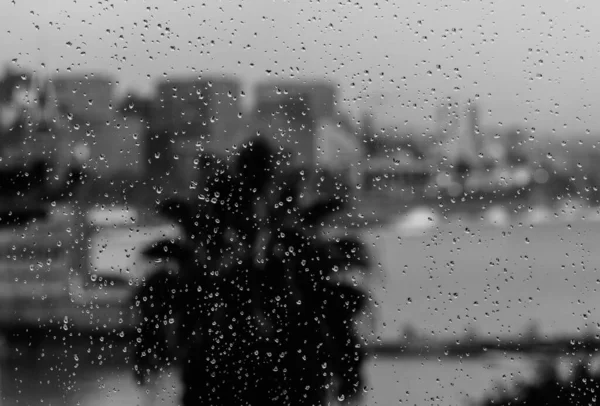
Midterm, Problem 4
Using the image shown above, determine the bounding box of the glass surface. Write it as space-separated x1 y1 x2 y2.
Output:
0 2 598 405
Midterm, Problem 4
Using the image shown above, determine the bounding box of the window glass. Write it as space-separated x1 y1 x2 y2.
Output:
0 2 597 405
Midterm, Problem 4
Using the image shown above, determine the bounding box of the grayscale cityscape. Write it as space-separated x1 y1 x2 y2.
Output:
1 1 600 405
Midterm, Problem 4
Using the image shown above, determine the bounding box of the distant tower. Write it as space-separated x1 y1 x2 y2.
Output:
28 71 60 128
435 97 460 140
361 109 375 148
27 73 74 184
434 97 461 167
465 99 481 158
463 99 483 167
151 76 242 195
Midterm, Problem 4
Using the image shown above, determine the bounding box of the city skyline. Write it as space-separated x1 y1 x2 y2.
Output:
2 0 599 137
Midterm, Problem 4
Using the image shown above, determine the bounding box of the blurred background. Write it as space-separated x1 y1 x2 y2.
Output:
2 1 600 405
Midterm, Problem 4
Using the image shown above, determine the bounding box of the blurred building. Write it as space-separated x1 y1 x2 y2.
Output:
360 110 376 149
358 119 432 196
50 73 146 177
0 70 30 142
0 73 72 172
253 94 315 169
364 126 426 160
315 116 364 197
0 67 30 104
53 73 115 124
434 97 461 145
433 99 482 175
364 151 432 198
148 76 243 195
466 100 482 158
155 76 242 151
251 79 338 170
254 79 337 120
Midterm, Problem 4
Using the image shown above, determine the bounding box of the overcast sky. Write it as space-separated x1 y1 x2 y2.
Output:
1 0 598 137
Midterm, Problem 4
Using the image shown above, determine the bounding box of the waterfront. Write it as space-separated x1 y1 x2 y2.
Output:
0 335 536 406
2 213 599 404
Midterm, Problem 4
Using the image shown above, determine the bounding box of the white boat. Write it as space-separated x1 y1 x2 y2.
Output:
483 205 511 227
393 206 440 236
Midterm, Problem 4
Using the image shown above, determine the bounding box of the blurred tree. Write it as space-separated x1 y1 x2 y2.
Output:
134 137 373 406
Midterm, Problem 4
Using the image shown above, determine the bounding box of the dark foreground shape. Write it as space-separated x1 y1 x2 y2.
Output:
135 137 373 406
0 163 87 228
131 269 181 385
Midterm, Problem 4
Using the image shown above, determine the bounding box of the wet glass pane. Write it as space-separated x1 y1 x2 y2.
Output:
0 1 598 405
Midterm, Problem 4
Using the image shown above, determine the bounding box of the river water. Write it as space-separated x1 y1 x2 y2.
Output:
2 210 599 405
367 215 600 343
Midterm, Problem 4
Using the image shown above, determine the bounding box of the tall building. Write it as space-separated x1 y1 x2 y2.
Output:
436 98 482 171
155 76 242 148
252 79 338 170
432 97 460 168
51 73 147 176
253 94 315 169
0 67 30 104
465 99 482 159
0 72 77 197
52 73 116 124
435 97 460 140
148 76 243 194
254 79 337 121
315 116 364 197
